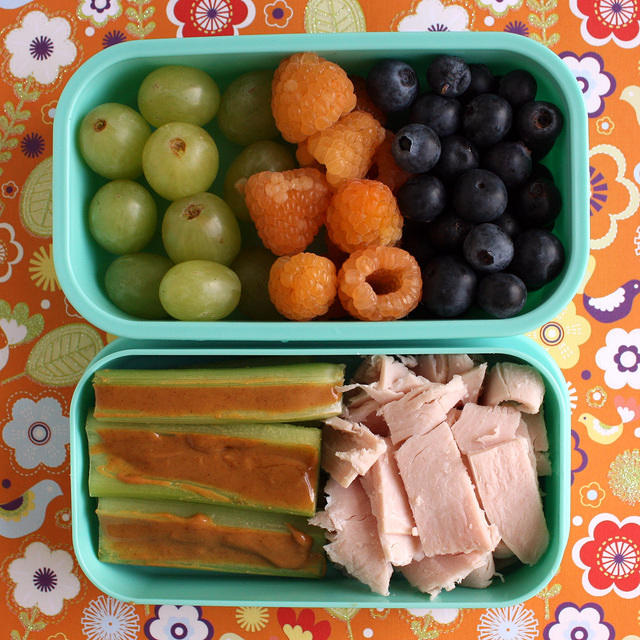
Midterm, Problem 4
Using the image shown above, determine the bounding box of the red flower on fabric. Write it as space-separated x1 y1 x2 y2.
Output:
570 0 640 48
277 608 331 640
572 513 640 598
167 0 255 37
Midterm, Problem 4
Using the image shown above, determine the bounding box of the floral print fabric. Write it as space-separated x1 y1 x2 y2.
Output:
1 0 640 638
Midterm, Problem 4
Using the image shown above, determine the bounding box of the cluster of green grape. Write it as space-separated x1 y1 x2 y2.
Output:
78 65 295 321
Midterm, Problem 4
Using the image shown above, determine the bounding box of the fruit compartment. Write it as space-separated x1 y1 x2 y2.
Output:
70 336 569 607
53 32 588 341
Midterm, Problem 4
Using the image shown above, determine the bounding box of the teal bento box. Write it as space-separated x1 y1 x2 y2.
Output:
53 32 589 342
69 336 570 607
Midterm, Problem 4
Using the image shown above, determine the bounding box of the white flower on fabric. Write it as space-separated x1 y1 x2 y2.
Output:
82 595 140 640
559 51 615 117
0 222 24 284
477 603 538 640
545 603 614 640
396 0 469 31
144 605 214 640
475 0 522 17
596 328 640 389
4 10 77 85
78 0 122 26
0 318 27 371
8 541 80 615
2 397 69 469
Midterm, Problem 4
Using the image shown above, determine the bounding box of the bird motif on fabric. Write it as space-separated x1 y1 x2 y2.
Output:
578 398 637 445
0 479 62 538
583 279 640 323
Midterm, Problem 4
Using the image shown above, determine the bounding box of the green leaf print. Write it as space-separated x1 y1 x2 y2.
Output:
26 323 103 386
19 157 53 237
304 0 366 33
0 300 44 345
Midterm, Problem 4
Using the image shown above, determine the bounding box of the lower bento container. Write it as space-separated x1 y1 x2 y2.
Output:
53 32 588 342
70 336 570 607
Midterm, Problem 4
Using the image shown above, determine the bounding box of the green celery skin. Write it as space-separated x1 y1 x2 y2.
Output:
86 413 321 517
93 362 345 423
97 497 326 578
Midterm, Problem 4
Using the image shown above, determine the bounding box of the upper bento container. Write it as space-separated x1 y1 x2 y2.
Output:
70 336 570 607
53 32 588 341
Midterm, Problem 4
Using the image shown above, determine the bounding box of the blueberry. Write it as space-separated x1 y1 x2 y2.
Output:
367 60 419 113
498 70 537 107
410 93 462 138
463 223 514 273
494 210 522 238
516 101 563 155
433 135 479 183
511 229 565 290
397 174 446 223
516 177 562 228
427 56 471 98
392 124 441 173
401 220 437 265
483 141 532 188
477 272 527 318
426 213 474 253
422 255 477 317
461 64 497 102
531 162 553 180
453 168 508 222
463 94 512 148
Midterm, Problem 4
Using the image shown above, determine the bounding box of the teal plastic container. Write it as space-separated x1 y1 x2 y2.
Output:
70 336 570 607
53 32 588 341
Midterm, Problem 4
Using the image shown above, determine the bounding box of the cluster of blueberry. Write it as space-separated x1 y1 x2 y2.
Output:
366 56 565 319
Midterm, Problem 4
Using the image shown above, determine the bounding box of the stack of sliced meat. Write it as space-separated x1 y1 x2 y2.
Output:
311 354 551 597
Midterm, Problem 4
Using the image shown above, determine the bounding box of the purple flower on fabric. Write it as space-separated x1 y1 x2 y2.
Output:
145 605 214 640
20 132 45 158
505 20 529 36
102 29 126 47
29 35 53 61
543 602 614 640
589 166 608 216
614 344 640 372
572 429 588 484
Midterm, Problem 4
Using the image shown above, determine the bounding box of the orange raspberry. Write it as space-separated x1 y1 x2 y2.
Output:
296 139 321 168
245 168 331 256
350 75 386 125
307 111 385 187
269 253 337 321
326 179 403 253
338 246 422 321
272 52 356 143
367 130 413 193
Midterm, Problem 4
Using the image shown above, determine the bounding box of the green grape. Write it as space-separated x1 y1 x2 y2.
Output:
78 103 150 179
138 65 220 128
159 260 241 321
89 180 157 255
105 253 172 319
224 141 296 221
162 192 241 265
232 247 280 320
142 122 219 201
218 70 278 145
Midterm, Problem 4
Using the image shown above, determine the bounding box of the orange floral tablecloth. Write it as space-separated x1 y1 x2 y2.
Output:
1 0 640 638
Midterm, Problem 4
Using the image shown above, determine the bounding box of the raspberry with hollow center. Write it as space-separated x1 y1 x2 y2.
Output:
338 246 422 321
272 52 356 143
326 178 403 253
307 110 385 187
245 168 331 256
269 252 337 321
367 130 413 193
